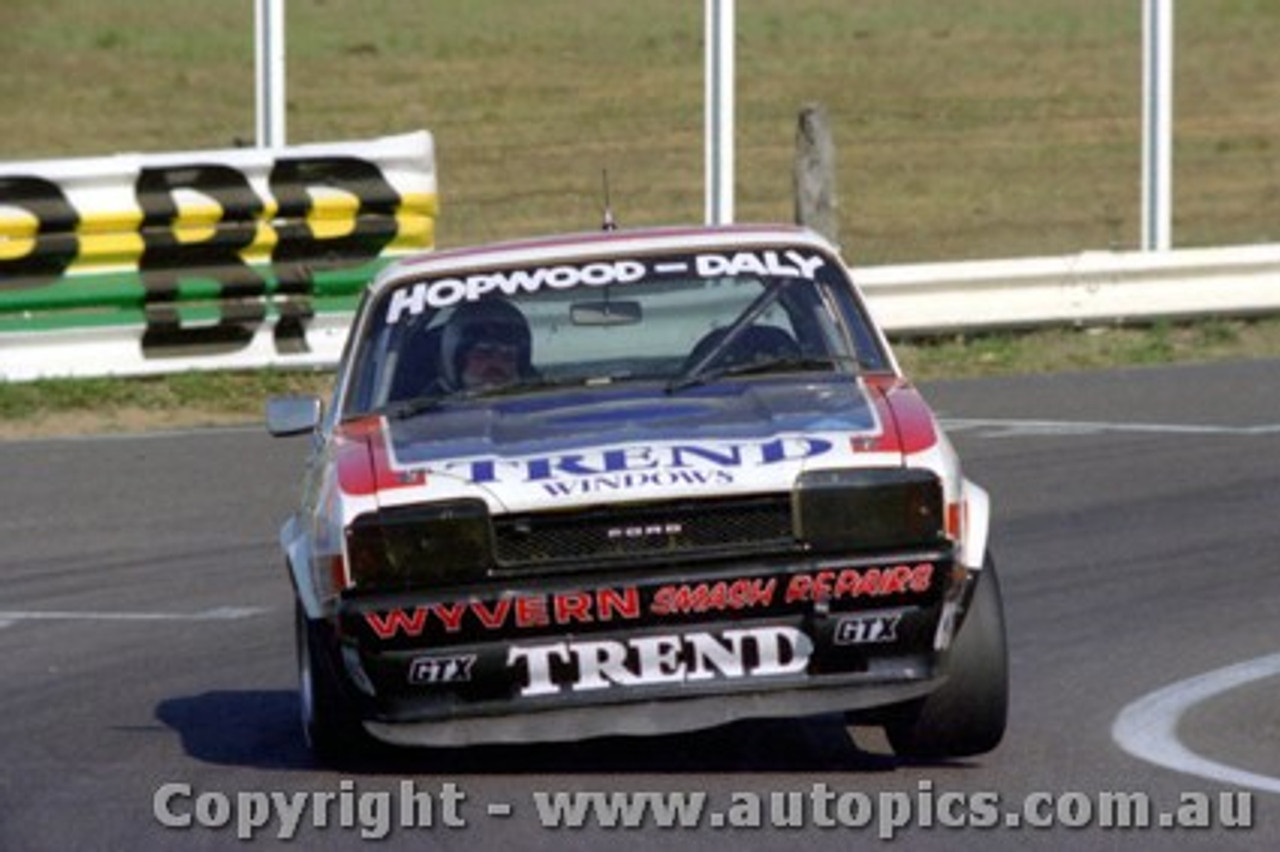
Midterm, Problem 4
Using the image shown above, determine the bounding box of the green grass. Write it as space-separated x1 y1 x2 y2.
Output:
4 0 1280 261
2 1 1280 432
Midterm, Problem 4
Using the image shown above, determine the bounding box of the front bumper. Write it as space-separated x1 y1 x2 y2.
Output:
366 667 942 747
333 550 964 745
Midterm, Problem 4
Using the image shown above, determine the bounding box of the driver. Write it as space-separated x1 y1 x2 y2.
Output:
439 299 533 391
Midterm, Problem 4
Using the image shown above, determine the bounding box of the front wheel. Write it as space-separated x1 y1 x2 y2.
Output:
296 602 369 763
885 555 1008 759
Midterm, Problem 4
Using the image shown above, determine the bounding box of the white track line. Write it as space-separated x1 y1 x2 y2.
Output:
942 417 1280 437
1112 652 1280 795
0 606 266 629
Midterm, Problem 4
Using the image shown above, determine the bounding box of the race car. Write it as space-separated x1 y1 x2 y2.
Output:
267 224 1007 762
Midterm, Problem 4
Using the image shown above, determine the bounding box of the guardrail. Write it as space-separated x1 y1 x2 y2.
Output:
790 104 1280 338
1 131 435 380
856 244 1280 336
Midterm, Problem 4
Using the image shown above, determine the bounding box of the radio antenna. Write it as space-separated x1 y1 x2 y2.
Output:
601 169 617 231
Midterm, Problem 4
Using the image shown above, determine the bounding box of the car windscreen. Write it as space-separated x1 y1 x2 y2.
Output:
342 245 891 416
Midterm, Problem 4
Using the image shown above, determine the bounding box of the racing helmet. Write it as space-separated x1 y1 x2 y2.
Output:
438 298 533 389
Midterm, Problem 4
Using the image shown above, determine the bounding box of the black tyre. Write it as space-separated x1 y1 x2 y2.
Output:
885 556 1008 759
296 602 369 762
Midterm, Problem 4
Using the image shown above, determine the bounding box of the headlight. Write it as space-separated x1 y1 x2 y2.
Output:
345 500 492 592
793 468 946 553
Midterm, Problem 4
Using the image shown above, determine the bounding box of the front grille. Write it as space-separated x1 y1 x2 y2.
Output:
492 495 797 570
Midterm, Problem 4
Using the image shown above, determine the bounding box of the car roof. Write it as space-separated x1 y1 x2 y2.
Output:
369 224 844 296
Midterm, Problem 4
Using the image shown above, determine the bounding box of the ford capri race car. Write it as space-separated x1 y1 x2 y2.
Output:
267 224 1007 762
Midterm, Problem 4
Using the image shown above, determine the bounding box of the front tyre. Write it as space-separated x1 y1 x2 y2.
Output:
886 555 1008 759
296 602 368 763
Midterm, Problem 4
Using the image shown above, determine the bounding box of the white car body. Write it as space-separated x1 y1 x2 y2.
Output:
270 224 1006 760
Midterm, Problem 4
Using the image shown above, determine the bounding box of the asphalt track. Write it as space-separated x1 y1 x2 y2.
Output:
1 359 1277 851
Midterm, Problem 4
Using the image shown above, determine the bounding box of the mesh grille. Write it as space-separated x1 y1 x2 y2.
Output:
493 496 796 569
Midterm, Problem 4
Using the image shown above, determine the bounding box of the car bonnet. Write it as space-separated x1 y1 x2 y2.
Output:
351 376 918 513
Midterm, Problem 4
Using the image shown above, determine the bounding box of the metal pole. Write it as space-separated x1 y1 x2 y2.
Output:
705 0 735 225
255 0 286 148
1142 0 1173 251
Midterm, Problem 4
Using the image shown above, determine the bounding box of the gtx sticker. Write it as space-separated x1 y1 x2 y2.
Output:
507 626 812 697
834 612 903 646
408 654 476 685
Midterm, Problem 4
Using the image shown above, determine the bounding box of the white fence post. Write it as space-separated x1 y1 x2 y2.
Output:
255 0 287 149
1142 0 1174 251
705 0 735 225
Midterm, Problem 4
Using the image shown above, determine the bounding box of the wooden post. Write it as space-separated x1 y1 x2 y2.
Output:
794 103 839 245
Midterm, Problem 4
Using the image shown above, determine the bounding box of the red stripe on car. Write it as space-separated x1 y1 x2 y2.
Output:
335 416 426 496
862 376 939 455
